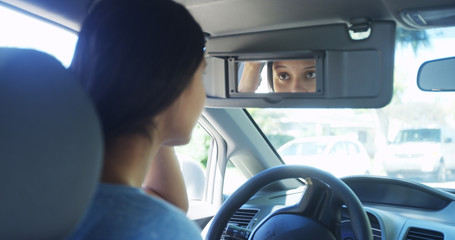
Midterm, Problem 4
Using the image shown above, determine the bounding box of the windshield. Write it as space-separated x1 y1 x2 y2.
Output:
248 26 455 188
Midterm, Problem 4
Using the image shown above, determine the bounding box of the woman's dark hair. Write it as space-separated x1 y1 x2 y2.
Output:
70 0 204 140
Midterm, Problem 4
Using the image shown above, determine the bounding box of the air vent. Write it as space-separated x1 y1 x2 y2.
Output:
368 213 382 240
227 208 259 228
406 227 444 240
340 209 383 240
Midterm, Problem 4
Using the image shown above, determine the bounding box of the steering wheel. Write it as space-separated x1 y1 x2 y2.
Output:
205 165 372 240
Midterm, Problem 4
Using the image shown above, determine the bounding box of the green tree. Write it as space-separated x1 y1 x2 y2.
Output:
395 28 430 54
175 124 211 168
247 108 295 148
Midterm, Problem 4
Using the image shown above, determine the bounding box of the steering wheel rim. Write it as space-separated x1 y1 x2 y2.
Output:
205 165 372 240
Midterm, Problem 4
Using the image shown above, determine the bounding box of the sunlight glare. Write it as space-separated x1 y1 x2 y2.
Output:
0 5 78 67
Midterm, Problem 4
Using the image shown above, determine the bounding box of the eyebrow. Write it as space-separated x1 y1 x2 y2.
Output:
274 65 315 70
274 65 288 70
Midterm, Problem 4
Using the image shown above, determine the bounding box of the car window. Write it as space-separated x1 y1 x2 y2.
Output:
0 5 77 67
248 26 455 188
394 128 441 143
346 142 360 155
175 124 211 201
302 142 326 155
330 142 346 155
224 159 247 195
280 143 300 156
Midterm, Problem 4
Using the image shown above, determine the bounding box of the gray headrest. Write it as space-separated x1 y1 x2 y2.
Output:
0 48 103 239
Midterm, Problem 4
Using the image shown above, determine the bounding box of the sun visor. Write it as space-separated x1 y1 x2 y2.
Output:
203 21 396 108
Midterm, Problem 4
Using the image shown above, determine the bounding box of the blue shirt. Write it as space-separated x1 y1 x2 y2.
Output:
68 183 202 240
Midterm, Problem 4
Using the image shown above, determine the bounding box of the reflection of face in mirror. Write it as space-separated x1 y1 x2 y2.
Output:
271 60 316 92
238 59 317 93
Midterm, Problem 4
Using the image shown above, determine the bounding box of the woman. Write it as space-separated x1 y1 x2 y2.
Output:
238 59 317 93
68 0 205 239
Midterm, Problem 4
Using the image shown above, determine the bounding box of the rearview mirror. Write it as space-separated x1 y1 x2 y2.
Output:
418 57 455 91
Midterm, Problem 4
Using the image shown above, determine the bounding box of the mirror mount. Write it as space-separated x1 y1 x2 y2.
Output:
348 18 372 40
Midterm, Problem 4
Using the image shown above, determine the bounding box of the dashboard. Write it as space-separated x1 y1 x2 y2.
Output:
223 176 455 240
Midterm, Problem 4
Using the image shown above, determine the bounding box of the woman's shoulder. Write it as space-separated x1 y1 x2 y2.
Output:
71 183 202 239
96 183 182 215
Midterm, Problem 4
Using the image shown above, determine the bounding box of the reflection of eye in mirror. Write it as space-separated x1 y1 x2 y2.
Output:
237 59 318 93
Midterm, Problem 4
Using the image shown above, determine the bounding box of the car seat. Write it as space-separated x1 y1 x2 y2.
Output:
0 48 103 239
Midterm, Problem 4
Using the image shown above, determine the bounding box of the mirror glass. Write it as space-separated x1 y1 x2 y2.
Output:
237 58 320 93
418 57 455 91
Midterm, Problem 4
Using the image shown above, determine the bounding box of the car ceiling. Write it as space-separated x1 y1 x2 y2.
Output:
1 0 455 35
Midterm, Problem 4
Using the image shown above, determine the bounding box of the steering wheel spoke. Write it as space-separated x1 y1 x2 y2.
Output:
269 177 343 234
289 178 332 215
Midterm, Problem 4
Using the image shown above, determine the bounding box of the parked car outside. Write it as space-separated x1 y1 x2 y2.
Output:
376 127 455 181
278 136 371 178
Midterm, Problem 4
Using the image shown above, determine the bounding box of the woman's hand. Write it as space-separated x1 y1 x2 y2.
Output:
238 62 264 92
